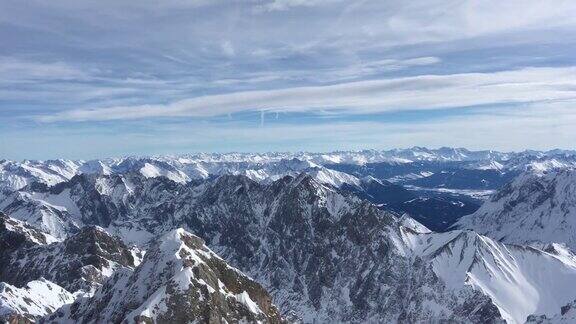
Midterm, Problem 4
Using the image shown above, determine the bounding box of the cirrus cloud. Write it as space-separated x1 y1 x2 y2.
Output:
37 66 576 122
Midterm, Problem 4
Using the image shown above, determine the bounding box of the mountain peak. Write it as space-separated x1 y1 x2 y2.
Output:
50 227 284 323
454 169 576 249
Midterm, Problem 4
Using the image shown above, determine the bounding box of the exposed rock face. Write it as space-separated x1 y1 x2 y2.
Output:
46 228 284 323
526 299 576 323
0 226 135 293
0 212 56 251
453 169 576 249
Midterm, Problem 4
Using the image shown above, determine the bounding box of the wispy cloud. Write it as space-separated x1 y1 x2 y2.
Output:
2 0 576 157
37 66 576 122
0 57 89 82
256 0 341 12
6 100 576 159
209 56 441 85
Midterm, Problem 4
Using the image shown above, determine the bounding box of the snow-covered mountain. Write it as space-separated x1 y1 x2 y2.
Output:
0 279 75 322
400 228 576 323
2 148 576 323
0 159 81 193
2 147 575 192
0 211 57 248
0 219 137 293
2 172 576 322
0 156 361 194
454 169 576 249
0 212 136 322
0 225 136 294
2 147 574 233
47 228 284 323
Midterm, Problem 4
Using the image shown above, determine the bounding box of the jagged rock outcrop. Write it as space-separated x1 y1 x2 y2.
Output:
46 228 284 323
0 226 135 293
0 212 56 251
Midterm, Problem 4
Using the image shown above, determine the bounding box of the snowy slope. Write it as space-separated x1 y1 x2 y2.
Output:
400 228 576 323
0 190 82 240
453 169 576 249
0 279 75 322
0 159 81 192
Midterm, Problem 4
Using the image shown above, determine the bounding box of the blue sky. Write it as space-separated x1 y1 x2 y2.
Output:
1 0 576 159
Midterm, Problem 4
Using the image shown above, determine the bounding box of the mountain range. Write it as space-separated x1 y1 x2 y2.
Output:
1 147 576 323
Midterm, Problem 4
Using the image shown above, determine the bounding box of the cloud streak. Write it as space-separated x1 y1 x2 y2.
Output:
38 66 576 122
6 100 576 160
0 57 89 82
256 0 341 12
3 0 576 157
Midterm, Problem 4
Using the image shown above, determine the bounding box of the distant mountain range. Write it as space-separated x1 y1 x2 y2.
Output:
2 147 576 323
3 147 576 231
2 147 576 190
